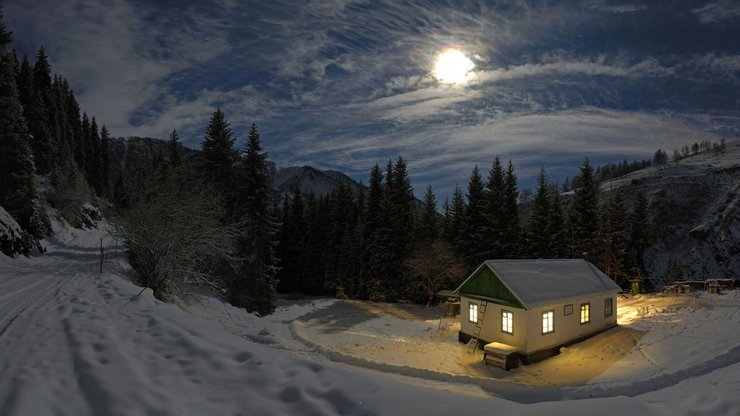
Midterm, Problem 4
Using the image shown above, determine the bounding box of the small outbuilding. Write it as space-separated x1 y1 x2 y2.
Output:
454 259 621 367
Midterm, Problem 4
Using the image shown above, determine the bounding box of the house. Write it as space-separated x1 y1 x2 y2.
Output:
454 259 621 368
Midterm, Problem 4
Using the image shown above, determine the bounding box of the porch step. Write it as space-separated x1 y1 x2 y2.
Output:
483 342 520 371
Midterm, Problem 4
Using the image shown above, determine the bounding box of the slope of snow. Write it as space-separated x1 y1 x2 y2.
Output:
1 221 739 415
602 140 740 280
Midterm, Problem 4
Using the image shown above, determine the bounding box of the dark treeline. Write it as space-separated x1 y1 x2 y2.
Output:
562 159 651 193
0 9 112 255
274 154 654 305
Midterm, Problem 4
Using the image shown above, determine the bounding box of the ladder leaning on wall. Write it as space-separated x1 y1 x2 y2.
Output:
467 300 488 353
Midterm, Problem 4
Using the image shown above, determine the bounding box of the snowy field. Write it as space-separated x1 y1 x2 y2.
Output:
1 217 740 415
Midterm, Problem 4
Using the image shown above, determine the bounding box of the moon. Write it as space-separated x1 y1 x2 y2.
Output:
433 48 475 85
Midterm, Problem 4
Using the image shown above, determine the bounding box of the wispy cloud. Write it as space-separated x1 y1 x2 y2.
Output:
478 56 675 83
692 1 740 24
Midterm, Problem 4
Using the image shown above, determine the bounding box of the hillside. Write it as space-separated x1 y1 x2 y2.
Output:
605 141 739 280
271 165 365 199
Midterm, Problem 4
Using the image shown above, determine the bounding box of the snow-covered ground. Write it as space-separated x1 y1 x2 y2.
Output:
1 218 740 415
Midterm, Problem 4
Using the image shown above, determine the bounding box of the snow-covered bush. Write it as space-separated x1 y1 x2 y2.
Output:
0 205 33 256
115 171 240 300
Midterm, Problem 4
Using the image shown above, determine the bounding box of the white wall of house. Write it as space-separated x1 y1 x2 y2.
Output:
460 297 527 350
524 292 617 354
461 293 617 354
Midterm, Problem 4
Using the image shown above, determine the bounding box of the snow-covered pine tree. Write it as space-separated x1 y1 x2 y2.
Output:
0 8 37 252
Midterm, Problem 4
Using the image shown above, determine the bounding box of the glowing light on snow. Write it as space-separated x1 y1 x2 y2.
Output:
433 48 475 85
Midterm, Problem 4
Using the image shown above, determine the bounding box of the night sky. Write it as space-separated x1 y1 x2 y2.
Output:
5 0 740 197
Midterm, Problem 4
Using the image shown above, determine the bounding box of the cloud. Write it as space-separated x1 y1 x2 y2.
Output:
362 87 477 122
587 1 647 14
478 56 675 83
692 1 740 24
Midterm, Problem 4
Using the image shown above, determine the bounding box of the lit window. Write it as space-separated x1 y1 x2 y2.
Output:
542 311 554 334
604 297 613 317
469 303 478 323
564 304 573 315
580 303 590 324
501 311 513 334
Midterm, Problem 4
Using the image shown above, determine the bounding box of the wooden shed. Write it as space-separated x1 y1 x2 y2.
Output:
454 259 621 367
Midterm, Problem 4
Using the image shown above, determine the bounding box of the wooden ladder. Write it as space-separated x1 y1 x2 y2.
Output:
467 300 488 353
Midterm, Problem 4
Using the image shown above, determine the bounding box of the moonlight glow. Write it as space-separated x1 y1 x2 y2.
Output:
433 48 475 85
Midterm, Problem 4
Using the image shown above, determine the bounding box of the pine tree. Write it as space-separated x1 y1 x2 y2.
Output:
441 196 450 238
324 180 355 294
87 117 102 194
360 164 388 298
569 158 600 261
446 185 466 251
276 187 305 294
546 184 567 258
0 8 38 246
626 191 650 274
417 184 438 242
500 160 521 258
597 190 626 280
230 122 278 315
525 166 550 258
26 47 56 174
200 108 236 198
168 128 181 166
301 191 327 295
462 165 487 265
99 125 112 196
15 54 32 117
484 156 505 259
66 88 84 169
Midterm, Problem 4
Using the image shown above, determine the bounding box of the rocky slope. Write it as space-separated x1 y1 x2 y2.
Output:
606 141 739 280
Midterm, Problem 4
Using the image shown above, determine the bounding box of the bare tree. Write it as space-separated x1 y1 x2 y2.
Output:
115 172 241 300
405 240 467 306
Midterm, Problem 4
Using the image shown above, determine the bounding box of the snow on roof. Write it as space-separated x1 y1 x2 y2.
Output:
461 259 621 309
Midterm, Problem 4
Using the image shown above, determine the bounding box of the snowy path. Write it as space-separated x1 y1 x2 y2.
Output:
1 222 740 415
